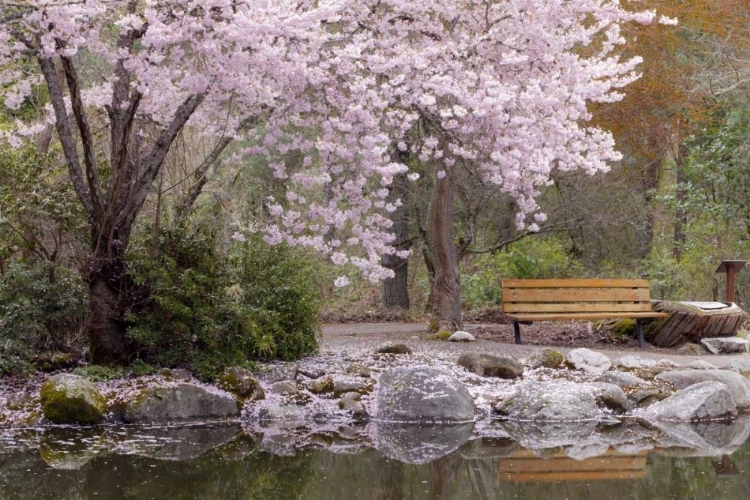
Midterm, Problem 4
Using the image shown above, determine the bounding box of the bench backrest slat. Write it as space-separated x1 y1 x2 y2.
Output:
501 279 653 315
503 303 653 313
502 279 649 288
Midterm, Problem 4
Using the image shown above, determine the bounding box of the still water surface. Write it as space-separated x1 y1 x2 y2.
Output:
0 423 748 499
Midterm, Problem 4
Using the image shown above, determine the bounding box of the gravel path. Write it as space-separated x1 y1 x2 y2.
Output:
321 322 748 367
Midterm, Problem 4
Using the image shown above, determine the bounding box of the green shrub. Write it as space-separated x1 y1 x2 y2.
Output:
125 227 319 380
0 263 87 356
462 236 584 309
73 365 125 382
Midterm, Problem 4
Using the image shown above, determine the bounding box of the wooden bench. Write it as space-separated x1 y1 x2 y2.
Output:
501 279 668 347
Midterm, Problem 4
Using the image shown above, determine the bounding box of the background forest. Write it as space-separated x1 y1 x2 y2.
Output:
1 0 750 378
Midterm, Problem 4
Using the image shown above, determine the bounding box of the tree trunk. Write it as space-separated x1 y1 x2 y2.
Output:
88 256 130 364
673 142 688 262
382 171 411 310
428 173 462 330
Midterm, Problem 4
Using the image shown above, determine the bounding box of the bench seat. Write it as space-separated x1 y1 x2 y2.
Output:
501 279 667 347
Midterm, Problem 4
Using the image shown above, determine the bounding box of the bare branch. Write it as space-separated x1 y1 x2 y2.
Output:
174 114 262 221
37 55 94 217
60 53 105 223
119 93 206 231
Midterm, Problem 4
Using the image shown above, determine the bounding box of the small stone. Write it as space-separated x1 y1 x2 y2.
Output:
528 349 565 369
689 360 717 370
457 352 523 379
270 381 299 395
216 367 265 401
596 371 647 389
259 404 305 422
307 377 334 395
157 368 192 381
339 392 368 420
658 359 681 368
590 383 631 413
678 343 706 355
257 364 298 383
617 356 657 370
376 343 412 355
298 369 326 379
448 331 476 342
40 374 106 424
629 385 673 408
333 378 373 396
566 348 612 375
345 363 372 378
701 337 750 355
6 392 33 410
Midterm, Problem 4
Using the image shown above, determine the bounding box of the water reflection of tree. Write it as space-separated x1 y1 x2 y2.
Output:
377 458 404 500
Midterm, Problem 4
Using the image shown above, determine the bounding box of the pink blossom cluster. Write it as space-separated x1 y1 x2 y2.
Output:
0 0 656 282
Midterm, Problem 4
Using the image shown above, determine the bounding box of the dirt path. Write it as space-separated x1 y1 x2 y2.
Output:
321 322 748 367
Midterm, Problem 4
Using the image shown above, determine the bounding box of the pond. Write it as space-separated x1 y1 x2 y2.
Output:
1 419 750 499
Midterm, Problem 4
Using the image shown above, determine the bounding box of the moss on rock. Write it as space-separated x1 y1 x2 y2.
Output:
528 349 565 369
40 374 106 424
216 367 265 401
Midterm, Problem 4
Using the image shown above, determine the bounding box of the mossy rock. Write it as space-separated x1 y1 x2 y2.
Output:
528 349 565 369
424 330 452 341
307 377 334 395
216 367 265 401
609 318 636 341
40 374 106 424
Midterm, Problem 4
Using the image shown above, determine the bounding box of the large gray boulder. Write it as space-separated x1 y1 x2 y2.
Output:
641 381 737 422
457 352 523 379
123 383 240 423
566 348 612 374
494 381 599 421
40 374 106 424
701 337 750 355
656 370 750 411
376 367 475 423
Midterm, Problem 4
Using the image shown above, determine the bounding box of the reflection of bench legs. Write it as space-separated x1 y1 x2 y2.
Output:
513 321 533 344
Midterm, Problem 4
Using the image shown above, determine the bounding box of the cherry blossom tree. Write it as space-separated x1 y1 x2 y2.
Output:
1 0 660 361
292 0 661 329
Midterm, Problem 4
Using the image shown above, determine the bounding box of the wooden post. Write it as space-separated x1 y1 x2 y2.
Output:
715 260 746 303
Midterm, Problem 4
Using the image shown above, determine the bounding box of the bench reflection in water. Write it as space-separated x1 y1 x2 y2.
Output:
497 448 648 483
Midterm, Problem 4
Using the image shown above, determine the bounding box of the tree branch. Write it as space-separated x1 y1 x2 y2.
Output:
119 93 206 232
60 53 105 223
174 114 261 222
37 55 94 217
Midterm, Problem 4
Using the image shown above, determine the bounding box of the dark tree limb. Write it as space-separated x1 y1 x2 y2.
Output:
37 55 94 217
60 54 105 223
174 114 260 222
119 93 206 234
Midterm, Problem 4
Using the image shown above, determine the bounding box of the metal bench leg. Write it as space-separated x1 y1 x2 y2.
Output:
636 319 645 348
513 321 521 344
